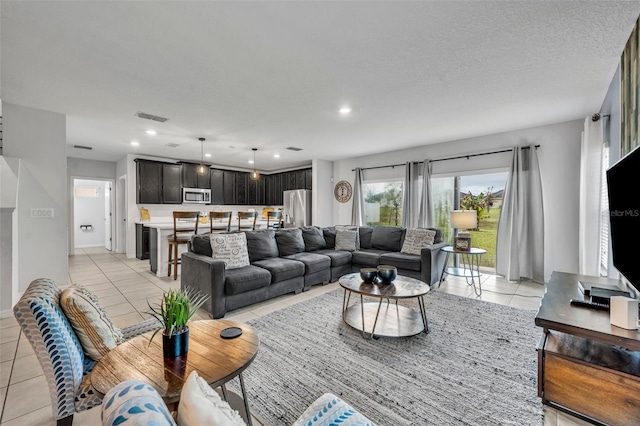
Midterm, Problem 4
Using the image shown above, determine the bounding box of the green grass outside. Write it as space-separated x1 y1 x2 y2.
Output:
467 207 500 267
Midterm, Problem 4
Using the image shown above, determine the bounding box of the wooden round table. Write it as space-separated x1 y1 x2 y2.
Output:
91 320 259 423
339 273 430 339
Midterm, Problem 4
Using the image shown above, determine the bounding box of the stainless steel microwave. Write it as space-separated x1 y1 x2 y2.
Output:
182 188 211 204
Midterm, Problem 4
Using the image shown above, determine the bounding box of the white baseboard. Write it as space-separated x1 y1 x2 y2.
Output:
0 308 14 319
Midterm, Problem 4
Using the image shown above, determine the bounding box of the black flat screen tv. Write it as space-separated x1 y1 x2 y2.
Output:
607 145 640 295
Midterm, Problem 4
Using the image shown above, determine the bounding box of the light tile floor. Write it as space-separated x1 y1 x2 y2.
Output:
0 248 584 425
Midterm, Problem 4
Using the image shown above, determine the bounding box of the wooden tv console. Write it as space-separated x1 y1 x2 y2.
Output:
536 271 640 425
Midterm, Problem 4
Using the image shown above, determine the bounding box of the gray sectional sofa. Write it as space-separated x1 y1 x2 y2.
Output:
182 225 447 318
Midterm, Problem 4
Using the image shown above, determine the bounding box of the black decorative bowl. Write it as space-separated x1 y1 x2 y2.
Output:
360 268 378 284
376 265 397 284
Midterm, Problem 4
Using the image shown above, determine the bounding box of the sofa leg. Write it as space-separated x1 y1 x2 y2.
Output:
294 288 302 295
57 415 73 426
322 280 330 285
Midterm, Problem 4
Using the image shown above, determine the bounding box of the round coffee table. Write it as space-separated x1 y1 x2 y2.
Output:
339 272 430 339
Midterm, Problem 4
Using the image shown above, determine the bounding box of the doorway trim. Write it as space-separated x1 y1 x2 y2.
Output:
69 176 116 255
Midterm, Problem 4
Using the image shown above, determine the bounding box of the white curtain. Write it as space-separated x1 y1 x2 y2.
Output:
578 117 604 276
402 162 420 227
496 145 544 283
351 168 365 226
418 159 434 228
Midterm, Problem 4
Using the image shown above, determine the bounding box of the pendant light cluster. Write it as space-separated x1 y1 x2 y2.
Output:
251 148 259 180
197 137 207 175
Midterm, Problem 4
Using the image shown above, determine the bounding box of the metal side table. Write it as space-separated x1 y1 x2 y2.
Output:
439 246 486 296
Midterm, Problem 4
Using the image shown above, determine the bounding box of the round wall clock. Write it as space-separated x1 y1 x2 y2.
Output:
334 180 353 203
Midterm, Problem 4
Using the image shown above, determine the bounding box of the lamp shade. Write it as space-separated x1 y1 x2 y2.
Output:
450 210 477 230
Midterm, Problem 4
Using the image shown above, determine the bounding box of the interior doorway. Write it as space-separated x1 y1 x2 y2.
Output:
72 178 114 251
116 175 127 253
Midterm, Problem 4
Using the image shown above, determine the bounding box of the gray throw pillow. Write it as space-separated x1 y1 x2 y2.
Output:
323 228 336 249
301 226 326 251
191 233 213 257
335 229 358 252
371 226 406 252
358 226 373 249
275 228 305 256
245 230 279 262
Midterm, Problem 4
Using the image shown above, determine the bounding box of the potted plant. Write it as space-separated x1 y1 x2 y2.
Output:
147 287 208 359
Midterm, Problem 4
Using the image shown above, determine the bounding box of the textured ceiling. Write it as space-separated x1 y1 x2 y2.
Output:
2 1 639 171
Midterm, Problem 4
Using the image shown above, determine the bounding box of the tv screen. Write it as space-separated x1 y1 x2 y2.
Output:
607 145 640 294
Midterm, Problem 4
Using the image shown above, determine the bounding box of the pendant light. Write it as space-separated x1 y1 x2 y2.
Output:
197 137 207 175
251 148 259 180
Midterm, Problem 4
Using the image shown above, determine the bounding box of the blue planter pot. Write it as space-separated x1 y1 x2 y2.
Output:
162 327 189 358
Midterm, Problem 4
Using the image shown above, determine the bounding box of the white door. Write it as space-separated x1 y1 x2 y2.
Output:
117 175 127 253
104 181 113 251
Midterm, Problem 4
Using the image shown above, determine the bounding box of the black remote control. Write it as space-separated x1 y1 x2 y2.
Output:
570 298 610 312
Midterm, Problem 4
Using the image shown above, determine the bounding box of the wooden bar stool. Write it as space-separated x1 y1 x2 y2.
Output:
267 210 282 229
238 211 257 231
168 211 200 280
209 211 232 232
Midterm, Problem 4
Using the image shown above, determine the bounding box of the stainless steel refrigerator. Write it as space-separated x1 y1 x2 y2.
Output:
282 189 312 228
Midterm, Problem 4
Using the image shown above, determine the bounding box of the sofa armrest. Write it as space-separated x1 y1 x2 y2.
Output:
420 241 448 286
181 252 227 319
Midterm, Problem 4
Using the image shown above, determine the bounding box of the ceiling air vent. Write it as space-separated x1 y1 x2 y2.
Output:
135 111 169 123
286 146 303 151
166 143 179 148
73 144 93 150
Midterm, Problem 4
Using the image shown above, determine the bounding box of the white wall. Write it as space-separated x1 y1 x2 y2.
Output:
332 120 584 281
3 103 67 296
73 179 107 248
312 159 334 227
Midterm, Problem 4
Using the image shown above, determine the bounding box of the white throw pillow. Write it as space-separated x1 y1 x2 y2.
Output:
60 286 124 361
210 233 250 269
401 228 437 255
335 225 360 249
178 370 246 426
335 229 358 252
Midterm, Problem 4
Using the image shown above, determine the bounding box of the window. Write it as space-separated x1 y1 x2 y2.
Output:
363 180 403 226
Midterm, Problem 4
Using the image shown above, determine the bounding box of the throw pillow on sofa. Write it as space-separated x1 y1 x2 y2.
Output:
371 226 405 252
301 226 326 251
401 228 437 255
245 230 279 262
210 233 250 269
335 225 360 249
335 229 358 252
275 228 305 256
178 370 246 426
60 286 124 361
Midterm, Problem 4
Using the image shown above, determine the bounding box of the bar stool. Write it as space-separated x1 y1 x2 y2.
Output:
267 210 282 229
168 211 200 280
209 211 232 232
238 211 257 231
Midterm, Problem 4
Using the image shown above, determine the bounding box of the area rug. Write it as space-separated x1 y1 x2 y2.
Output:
235 289 543 425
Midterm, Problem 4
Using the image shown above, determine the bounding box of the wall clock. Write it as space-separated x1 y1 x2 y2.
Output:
334 180 352 203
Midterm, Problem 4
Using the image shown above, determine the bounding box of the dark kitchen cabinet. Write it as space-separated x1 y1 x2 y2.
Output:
210 169 224 204
295 169 306 189
284 171 296 191
248 177 266 205
267 173 283 205
135 224 150 260
136 160 162 204
236 172 248 205
181 163 210 189
223 171 236 204
162 164 182 204
305 168 312 190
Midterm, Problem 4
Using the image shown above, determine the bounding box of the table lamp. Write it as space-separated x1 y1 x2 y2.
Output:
450 210 477 251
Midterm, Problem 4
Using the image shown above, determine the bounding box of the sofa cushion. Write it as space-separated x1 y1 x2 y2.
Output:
275 228 305 256
224 265 271 295
301 226 326 251
380 252 422 272
60 286 124 361
178 370 246 426
359 226 373 249
314 249 352 267
245 230 279 262
335 229 358 252
323 227 336 249
371 226 405 252
351 249 389 267
191 233 213 257
401 228 437 255
252 257 305 283
210 233 250 270
284 252 331 274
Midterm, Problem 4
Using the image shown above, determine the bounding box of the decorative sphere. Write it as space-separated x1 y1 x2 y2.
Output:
360 268 378 284
376 265 397 284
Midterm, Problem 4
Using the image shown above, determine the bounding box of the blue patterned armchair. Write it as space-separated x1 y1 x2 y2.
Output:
13 278 160 426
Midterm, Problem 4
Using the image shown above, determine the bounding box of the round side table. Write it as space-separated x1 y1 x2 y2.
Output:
439 246 486 296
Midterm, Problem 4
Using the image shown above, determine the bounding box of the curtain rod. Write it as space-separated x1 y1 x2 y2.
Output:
351 145 541 171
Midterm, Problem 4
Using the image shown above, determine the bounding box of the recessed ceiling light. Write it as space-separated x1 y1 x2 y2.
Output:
248 160 254 164
130 140 140 146
274 154 280 158
339 106 352 115
205 153 211 158
145 129 157 135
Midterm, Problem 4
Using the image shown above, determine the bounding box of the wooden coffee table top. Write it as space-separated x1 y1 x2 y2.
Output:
91 320 259 403
339 272 430 299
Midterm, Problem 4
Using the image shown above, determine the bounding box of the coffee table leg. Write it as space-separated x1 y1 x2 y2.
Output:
360 294 366 338
221 384 229 401
418 296 429 334
239 372 253 426
342 289 348 320
367 298 384 339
